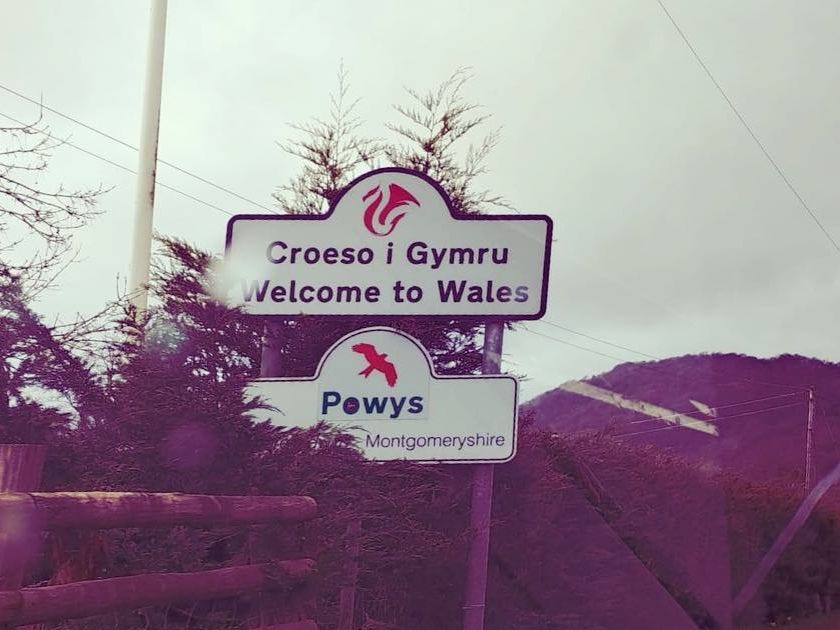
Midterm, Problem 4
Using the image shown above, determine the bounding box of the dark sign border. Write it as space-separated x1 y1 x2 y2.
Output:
225 167 553 320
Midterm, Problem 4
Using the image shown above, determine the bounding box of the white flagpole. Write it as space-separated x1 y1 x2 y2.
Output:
128 0 168 315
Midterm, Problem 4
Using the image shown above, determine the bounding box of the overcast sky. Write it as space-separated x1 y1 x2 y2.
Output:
2 0 839 400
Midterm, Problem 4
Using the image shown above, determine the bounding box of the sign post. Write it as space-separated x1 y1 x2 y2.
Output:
463 321 504 630
223 167 552 629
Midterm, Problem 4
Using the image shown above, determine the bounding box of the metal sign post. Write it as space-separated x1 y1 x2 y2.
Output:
463 321 504 630
225 167 552 628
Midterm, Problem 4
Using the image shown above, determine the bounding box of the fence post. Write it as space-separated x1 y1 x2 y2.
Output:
252 322 317 626
337 519 361 630
0 444 47 630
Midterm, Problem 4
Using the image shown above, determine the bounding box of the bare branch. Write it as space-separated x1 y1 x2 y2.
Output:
384 68 511 214
273 65 383 214
0 115 104 291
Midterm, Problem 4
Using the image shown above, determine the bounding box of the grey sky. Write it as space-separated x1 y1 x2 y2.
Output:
2 1 838 400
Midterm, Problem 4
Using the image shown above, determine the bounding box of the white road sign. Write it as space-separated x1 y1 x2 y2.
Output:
246 327 518 463
223 167 552 318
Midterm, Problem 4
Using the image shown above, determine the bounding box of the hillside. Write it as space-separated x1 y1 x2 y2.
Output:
524 353 840 481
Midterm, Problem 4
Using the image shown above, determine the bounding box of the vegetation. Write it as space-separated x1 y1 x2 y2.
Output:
526 354 840 481
5 71 840 629
0 116 103 296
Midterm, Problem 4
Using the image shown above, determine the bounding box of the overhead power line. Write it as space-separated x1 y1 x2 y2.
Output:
521 324 740 392
538 319 660 360
656 0 840 256
521 322 809 393
1 111 234 217
0 83 277 214
626 391 804 426
522 325 633 364
819 410 840 458
621 400 805 437
3 85 826 393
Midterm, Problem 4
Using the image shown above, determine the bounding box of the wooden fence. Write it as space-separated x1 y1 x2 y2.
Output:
0 444 318 629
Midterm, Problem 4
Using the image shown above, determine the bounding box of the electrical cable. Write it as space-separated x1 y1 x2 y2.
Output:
0 83 277 213
818 406 840 456
537 319 660 360
520 323 808 393
625 391 804 426
656 0 840 255
1 111 234 217
620 401 805 437
1 91 827 396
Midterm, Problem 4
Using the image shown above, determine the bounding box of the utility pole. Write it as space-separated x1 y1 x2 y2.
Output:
805 386 815 492
128 0 168 315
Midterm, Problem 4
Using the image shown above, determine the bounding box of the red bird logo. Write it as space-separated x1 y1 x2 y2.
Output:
362 183 419 236
352 343 398 387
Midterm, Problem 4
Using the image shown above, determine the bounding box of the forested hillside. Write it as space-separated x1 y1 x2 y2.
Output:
526 353 840 481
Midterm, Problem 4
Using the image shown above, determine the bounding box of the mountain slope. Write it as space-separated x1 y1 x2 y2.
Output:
524 353 840 480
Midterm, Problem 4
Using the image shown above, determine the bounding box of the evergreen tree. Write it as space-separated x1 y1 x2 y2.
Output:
268 68 512 379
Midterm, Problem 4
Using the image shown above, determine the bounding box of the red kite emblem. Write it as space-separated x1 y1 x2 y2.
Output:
352 343 398 387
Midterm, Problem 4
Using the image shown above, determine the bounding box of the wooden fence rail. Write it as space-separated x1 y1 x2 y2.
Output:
0 492 317 529
0 561 314 625
0 444 318 629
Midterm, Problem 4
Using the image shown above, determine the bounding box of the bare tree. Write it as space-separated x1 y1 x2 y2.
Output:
269 68 512 378
0 114 104 296
0 114 112 437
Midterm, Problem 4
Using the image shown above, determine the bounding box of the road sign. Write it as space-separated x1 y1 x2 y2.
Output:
223 167 552 318
246 327 518 463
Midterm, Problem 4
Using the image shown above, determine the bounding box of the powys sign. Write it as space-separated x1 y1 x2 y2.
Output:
246 327 518 463
224 167 552 318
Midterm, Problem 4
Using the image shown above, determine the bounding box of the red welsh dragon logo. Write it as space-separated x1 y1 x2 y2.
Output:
362 183 420 236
